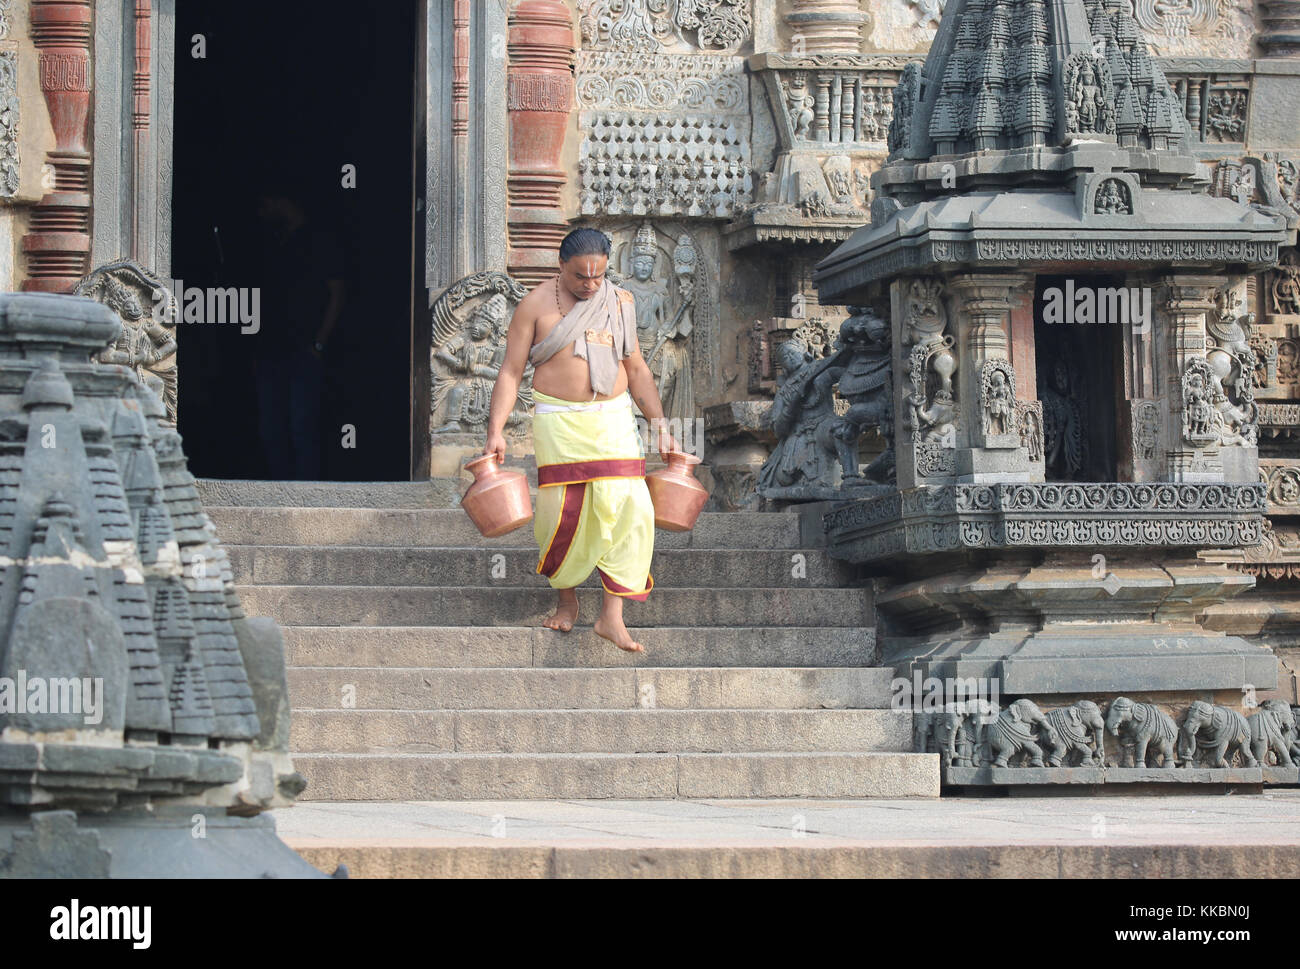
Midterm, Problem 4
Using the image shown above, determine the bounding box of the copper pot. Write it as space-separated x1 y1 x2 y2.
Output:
646 450 709 531
461 453 533 537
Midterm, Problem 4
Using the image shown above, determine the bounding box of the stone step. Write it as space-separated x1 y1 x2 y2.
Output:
242 585 872 628
196 479 459 509
291 751 938 800
227 545 857 588
207 507 804 550
281 625 878 669
289 708 912 754
286 666 893 710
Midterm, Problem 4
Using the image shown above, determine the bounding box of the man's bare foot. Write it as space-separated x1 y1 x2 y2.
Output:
542 589 579 632
593 614 645 653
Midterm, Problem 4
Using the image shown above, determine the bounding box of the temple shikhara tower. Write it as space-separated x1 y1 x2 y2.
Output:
0 0 1297 877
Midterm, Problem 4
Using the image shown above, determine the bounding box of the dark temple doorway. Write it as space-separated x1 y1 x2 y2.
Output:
173 0 420 480
1033 273 1126 482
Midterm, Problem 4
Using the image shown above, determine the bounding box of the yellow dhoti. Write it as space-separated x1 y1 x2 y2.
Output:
532 388 655 600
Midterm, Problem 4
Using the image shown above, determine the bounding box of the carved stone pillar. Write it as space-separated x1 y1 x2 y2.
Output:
1257 0 1300 56
23 0 92 293
506 0 575 286
948 273 1033 481
1160 275 1224 482
784 0 868 55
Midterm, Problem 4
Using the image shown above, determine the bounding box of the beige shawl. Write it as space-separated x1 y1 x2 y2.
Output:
528 278 638 396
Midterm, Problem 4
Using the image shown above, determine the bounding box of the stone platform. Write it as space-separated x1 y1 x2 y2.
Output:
275 792 1300 878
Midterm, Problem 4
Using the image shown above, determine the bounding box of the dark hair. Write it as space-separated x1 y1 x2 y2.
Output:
559 228 611 263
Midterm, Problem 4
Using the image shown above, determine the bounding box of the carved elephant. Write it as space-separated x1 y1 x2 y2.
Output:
987 699 1058 768
1180 700 1256 768
1248 700 1296 768
1106 697 1178 768
927 709 964 767
1045 700 1106 767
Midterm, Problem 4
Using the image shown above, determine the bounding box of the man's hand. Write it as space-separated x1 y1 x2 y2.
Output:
657 426 680 462
484 431 506 464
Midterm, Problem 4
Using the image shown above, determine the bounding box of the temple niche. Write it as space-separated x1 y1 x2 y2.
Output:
808 0 1298 789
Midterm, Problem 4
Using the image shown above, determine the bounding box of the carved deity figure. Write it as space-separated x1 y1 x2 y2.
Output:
757 338 841 492
1095 179 1131 214
1041 358 1084 479
985 369 1013 436
74 262 180 424
821 307 894 483
627 222 695 426
1271 252 1300 316
433 293 514 433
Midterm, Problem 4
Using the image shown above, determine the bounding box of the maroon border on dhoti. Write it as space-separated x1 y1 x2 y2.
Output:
538 482 586 577
537 458 646 487
597 567 654 602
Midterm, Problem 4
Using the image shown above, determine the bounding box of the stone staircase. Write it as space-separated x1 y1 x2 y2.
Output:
200 481 938 801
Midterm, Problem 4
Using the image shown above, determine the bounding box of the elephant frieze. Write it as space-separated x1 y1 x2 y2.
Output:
1044 700 1106 767
987 699 1058 768
1181 700 1256 769
1247 700 1296 768
1106 697 1179 768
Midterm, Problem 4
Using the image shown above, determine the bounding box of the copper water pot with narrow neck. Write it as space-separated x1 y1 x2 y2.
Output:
646 450 709 531
461 453 533 537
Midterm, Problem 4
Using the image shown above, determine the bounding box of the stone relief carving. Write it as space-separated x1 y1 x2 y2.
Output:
431 271 531 435
578 0 751 52
902 280 958 463
1248 700 1296 767
1249 334 1279 387
777 70 894 146
1094 178 1133 215
824 307 894 483
1132 0 1254 58
1017 400 1044 463
1269 250 1300 316
1063 53 1114 136
1205 88 1248 141
988 700 1057 768
1180 700 1255 768
887 61 921 154
980 359 1016 439
0 50 18 198
932 697 1296 775
1041 357 1085 479
610 221 715 423
74 262 180 424
1262 463 1300 507
575 52 746 112
1107 697 1179 768
1184 286 1259 446
756 335 842 492
823 482 1266 559
1133 399 1162 462
578 112 752 217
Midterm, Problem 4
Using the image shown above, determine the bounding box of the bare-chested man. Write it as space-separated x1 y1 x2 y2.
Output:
483 228 679 653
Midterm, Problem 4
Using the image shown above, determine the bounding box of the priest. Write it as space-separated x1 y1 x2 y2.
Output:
482 228 680 654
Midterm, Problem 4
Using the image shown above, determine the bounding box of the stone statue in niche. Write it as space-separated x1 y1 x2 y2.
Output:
1271 251 1300 316
756 336 841 492
785 73 814 140
980 359 1016 438
1018 401 1044 462
624 222 697 426
1250 335 1278 388
1202 286 1258 445
1133 400 1161 461
431 272 532 435
821 307 894 483
1095 178 1132 215
74 262 181 424
903 279 957 448
1040 357 1085 479
1063 53 1114 135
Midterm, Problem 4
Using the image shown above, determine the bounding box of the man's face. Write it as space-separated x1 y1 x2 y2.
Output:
559 254 607 300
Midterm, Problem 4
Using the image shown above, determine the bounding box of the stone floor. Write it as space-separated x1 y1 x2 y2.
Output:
273 791 1300 877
